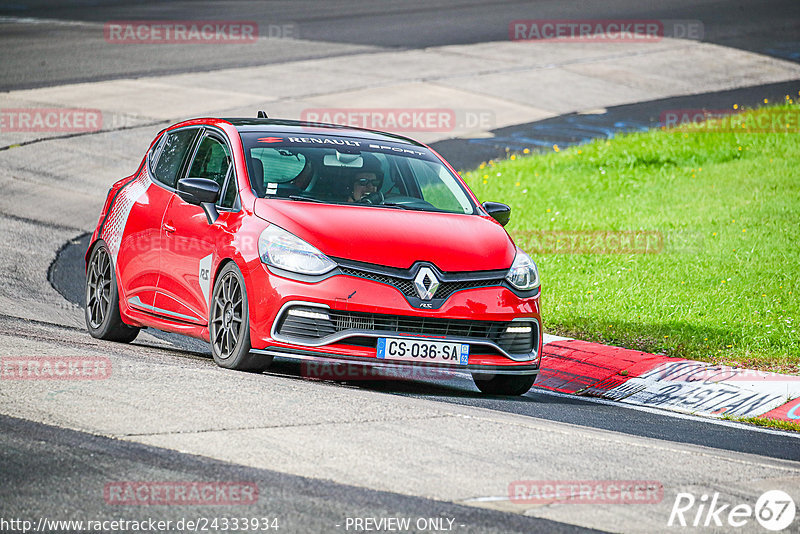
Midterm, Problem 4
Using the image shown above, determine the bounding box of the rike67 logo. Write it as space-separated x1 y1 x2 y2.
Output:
668 490 796 531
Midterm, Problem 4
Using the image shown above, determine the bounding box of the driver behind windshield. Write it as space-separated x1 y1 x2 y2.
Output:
345 154 383 203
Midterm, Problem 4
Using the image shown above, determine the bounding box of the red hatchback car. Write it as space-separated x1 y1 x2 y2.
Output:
85 116 542 395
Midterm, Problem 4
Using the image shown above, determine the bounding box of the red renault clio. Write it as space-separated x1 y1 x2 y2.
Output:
85 116 542 395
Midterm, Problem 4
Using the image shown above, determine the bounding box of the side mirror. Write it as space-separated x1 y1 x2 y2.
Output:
177 178 221 224
483 201 511 226
177 177 220 205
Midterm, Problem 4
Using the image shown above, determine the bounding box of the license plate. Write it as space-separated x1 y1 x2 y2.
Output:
376 338 469 366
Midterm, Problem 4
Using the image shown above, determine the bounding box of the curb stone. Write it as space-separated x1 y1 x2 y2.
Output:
539 335 800 423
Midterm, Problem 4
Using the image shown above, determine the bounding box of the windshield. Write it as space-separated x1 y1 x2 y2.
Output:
241 133 476 214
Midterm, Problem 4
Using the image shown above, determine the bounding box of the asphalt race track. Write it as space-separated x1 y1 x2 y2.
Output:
1 2 800 533
49 233 800 462
2 0 799 90
2 414 598 534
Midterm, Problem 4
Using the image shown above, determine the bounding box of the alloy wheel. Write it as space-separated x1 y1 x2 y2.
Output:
211 272 244 360
86 246 112 329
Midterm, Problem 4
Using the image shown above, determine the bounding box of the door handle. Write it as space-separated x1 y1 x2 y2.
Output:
164 223 176 234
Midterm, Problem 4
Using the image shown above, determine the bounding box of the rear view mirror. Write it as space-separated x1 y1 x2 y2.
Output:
323 152 363 167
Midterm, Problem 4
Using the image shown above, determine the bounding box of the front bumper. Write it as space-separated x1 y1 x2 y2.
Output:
246 263 542 374
252 346 540 376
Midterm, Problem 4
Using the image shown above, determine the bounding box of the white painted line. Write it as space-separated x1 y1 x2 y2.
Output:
462 496 511 503
0 16 97 27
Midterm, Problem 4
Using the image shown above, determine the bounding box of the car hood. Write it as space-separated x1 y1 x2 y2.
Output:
253 199 516 272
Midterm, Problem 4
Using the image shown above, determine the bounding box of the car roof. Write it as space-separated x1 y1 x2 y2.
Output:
221 118 425 147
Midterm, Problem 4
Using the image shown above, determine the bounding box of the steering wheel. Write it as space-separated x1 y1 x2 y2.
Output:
359 191 385 205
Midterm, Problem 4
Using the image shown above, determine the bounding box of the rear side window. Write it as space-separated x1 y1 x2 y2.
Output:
153 128 198 188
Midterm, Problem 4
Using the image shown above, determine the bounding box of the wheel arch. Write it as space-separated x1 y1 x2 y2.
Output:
86 237 124 290
86 237 129 316
85 237 103 272
208 256 251 318
210 257 239 293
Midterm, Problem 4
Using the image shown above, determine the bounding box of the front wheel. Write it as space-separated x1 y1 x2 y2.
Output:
85 241 140 343
472 373 536 396
209 262 272 372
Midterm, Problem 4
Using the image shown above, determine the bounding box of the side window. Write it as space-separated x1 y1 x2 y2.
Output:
153 129 197 188
220 169 238 209
188 135 231 188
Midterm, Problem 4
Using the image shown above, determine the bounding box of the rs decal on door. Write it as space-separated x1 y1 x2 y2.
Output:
199 254 213 305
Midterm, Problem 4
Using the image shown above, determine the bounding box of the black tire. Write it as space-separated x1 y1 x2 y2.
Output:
85 241 140 343
472 373 536 396
209 262 272 372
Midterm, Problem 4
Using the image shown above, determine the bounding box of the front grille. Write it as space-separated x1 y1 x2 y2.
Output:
340 268 417 296
334 314 373 330
339 266 504 301
275 306 538 355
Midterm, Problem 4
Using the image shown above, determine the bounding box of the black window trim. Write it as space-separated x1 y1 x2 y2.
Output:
149 125 202 190
149 125 241 214
185 127 240 213
218 164 241 212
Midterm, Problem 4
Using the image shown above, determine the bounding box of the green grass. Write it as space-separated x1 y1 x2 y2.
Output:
462 102 800 373
722 414 800 433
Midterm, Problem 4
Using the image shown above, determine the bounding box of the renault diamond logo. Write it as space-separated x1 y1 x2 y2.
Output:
414 267 440 300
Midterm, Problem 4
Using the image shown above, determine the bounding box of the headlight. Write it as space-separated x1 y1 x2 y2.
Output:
506 249 540 291
258 225 336 276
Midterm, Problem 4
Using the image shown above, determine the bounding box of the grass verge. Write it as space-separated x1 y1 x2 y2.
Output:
463 102 800 373
722 414 800 433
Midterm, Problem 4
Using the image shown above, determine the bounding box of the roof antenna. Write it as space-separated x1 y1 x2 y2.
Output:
257 110 268 118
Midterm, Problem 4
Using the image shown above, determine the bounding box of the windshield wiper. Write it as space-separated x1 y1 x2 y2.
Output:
288 195 327 204
288 196 432 211
380 202 430 212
